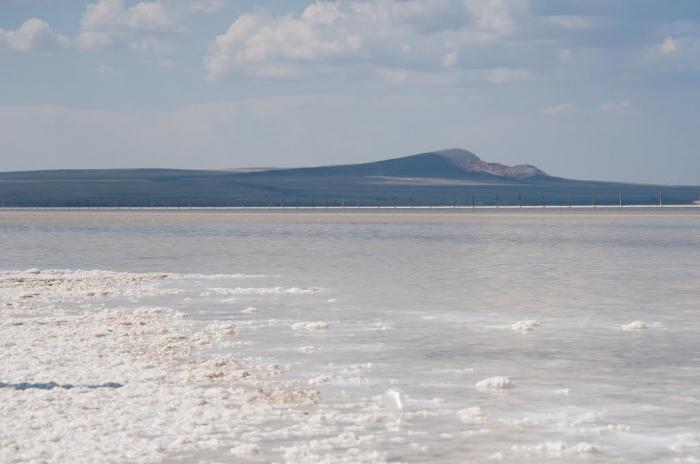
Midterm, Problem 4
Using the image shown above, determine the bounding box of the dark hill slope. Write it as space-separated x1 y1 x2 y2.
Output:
0 149 697 206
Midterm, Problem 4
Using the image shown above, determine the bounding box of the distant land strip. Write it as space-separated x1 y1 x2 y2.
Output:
1 149 698 207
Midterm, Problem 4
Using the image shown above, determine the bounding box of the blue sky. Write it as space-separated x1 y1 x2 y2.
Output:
1 0 699 184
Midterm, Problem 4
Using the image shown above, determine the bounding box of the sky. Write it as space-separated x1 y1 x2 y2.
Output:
1 0 699 184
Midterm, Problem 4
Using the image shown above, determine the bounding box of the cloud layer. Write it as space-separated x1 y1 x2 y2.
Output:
204 0 527 80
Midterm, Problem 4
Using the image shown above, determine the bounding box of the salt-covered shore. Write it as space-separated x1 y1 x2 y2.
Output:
3 268 698 463
0 269 387 463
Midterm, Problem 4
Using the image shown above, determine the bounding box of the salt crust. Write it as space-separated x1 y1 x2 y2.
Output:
202 286 323 297
621 320 661 331
0 269 393 463
511 320 540 333
511 440 598 456
457 406 487 424
475 377 514 391
292 321 329 331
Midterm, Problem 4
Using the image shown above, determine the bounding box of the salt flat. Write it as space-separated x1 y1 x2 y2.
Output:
1 210 699 463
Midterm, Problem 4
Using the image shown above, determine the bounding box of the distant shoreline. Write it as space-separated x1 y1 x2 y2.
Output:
1 205 698 211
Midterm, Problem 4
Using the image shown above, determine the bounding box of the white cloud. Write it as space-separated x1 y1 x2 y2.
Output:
541 103 576 115
78 0 180 51
204 0 526 80
187 0 226 13
654 36 679 55
0 18 69 52
599 99 632 113
559 48 573 62
546 15 592 30
479 67 535 85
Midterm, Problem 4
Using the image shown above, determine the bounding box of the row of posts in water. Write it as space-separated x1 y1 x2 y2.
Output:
0 192 670 208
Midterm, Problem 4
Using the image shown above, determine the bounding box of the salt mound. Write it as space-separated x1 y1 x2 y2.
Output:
512 441 598 456
291 321 328 331
241 306 257 314
475 376 514 391
511 320 540 333
383 388 407 411
457 406 487 424
230 443 261 457
621 320 648 331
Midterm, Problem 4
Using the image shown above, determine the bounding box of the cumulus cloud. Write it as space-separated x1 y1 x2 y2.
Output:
204 0 526 80
654 36 679 55
78 0 180 51
0 18 69 52
599 99 632 113
541 103 576 115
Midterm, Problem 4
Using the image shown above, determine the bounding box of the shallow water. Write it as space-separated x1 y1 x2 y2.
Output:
2 209 700 462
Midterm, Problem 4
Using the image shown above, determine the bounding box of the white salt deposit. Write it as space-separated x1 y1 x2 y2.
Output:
0 269 391 464
475 376 514 391
383 389 408 411
511 440 598 456
671 433 699 452
241 306 258 314
621 320 649 331
298 345 318 353
291 321 329 331
457 406 487 424
511 319 540 333
230 442 262 458
203 286 323 296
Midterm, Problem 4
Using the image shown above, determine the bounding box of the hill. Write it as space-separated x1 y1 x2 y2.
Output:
0 149 697 207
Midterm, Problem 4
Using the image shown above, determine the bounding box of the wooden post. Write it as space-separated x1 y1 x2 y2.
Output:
495 194 499 208
518 194 522 208
376 196 380 208
592 194 596 208
295 196 299 208
619 193 622 207
471 193 475 208
659 191 663 207
410 197 414 208
541 194 545 208
568 193 571 208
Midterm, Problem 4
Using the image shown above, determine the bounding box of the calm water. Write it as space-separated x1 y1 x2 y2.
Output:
2 209 700 462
